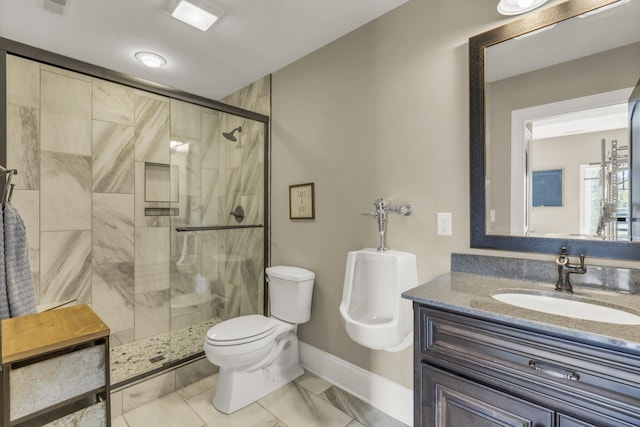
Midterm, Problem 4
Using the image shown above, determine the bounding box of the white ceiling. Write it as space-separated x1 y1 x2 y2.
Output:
532 103 628 140
0 0 409 100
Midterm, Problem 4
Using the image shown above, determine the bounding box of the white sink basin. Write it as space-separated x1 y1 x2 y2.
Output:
492 292 640 325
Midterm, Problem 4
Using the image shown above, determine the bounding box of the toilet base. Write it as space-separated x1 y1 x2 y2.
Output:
212 332 304 414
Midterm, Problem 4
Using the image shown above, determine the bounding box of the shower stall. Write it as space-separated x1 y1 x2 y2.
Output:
2 49 270 388
110 104 270 385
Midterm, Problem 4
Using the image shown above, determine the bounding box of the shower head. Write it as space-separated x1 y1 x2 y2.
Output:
222 126 242 142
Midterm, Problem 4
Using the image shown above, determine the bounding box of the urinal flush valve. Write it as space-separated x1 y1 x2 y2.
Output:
361 198 412 251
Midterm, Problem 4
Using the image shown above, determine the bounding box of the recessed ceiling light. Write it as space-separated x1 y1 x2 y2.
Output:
497 0 548 16
166 0 223 32
134 51 167 68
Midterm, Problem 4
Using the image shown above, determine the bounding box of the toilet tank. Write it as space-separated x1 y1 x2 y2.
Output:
266 266 315 324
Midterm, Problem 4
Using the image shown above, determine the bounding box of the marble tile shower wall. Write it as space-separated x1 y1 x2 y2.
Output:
168 100 266 331
5 54 268 349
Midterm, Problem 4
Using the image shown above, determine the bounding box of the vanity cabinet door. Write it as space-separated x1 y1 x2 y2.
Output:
556 412 637 427
421 363 553 427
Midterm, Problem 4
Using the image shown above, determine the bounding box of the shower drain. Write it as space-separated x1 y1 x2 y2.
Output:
149 355 166 363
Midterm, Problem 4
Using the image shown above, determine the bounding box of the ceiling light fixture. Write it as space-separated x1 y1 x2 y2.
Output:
166 0 223 31
497 0 548 15
134 51 167 68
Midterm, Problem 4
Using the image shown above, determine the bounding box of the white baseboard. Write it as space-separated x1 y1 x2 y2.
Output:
299 341 413 426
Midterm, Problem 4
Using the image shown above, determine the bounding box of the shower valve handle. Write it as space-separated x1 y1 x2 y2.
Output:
230 205 245 223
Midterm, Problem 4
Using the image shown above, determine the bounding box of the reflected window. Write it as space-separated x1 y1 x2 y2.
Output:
580 164 629 239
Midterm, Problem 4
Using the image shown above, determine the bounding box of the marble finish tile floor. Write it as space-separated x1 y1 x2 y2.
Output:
113 371 407 427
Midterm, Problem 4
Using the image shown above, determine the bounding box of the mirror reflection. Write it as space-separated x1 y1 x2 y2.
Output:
484 0 640 241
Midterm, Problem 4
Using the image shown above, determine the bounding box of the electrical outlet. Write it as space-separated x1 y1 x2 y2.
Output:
437 212 452 236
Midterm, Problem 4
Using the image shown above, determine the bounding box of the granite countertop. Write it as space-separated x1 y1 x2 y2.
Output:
403 272 640 354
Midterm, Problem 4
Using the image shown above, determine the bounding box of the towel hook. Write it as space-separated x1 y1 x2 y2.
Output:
1 167 18 207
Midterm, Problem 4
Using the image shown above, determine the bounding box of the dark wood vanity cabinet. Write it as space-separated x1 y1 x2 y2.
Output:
421 364 554 426
414 303 640 427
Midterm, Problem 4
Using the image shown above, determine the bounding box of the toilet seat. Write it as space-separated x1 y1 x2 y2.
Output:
206 315 276 347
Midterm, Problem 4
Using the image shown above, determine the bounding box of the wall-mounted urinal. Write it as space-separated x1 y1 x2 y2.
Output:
339 248 418 352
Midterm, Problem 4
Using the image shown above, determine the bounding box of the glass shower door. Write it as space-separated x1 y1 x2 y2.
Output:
169 105 266 338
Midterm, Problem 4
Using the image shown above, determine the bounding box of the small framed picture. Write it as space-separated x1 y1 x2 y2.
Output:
289 183 315 219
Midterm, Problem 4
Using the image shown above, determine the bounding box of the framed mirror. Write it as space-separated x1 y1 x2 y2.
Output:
470 0 640 259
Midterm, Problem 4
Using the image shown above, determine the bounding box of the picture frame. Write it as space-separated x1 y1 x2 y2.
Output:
289 182 315 219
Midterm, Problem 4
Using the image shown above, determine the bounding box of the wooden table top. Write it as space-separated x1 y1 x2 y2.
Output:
2 304 110 364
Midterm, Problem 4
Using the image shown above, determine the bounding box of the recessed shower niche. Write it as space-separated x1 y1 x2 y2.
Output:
144 162 179 217
2 49 270 390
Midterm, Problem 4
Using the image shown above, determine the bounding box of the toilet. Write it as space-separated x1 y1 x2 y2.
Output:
203 265 314 414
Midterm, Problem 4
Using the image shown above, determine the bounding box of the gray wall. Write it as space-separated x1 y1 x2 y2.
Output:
270 0 640 390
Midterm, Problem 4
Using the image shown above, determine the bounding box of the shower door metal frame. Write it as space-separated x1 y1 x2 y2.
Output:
0 37 271 379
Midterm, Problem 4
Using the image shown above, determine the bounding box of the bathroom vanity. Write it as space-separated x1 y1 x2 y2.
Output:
1 305 111 426
404 272 640 427
429 0 640 423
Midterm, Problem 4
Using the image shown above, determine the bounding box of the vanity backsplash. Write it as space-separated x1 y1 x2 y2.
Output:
451 253 640 295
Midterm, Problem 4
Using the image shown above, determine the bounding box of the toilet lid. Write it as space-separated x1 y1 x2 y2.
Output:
266 265 314 281
206 315 276 346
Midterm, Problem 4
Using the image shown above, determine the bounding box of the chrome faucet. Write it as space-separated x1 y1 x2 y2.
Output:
555 247 586 293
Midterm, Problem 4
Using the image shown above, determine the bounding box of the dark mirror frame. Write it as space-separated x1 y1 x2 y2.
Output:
469 0 640 260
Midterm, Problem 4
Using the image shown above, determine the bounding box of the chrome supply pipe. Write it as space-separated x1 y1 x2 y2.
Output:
362 198 412 251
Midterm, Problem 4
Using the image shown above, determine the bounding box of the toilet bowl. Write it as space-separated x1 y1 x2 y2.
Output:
340 249 418 351
204 266 314 414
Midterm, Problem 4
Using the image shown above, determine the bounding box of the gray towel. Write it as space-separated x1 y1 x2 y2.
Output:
2 204 36 319
0 208 8 319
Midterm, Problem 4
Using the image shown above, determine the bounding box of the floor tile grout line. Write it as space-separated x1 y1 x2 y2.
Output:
184 395 209 427
116 372 378 427
256 401 287 426
177 386 216 427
